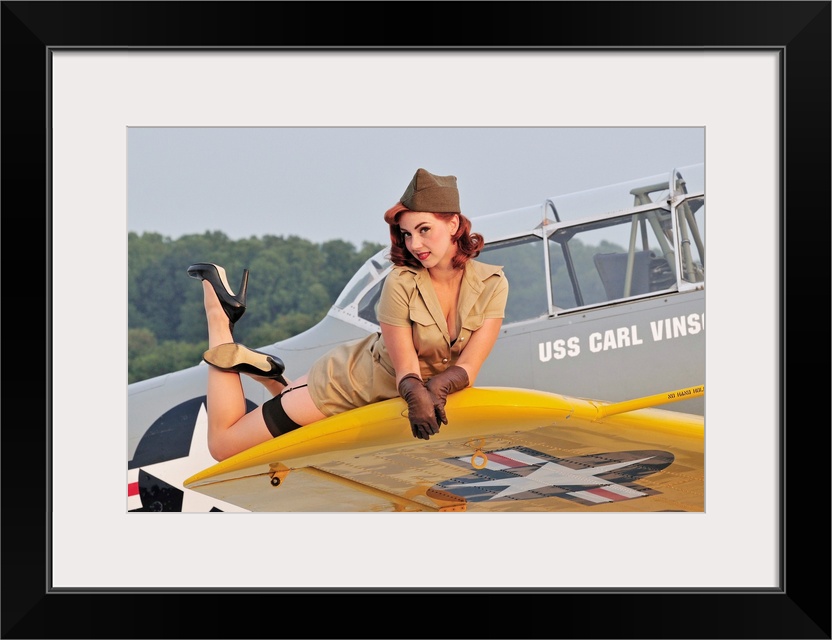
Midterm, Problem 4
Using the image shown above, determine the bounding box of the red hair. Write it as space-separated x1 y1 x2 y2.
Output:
384 203 483 270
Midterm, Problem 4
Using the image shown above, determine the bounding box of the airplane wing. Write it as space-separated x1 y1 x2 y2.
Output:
183 386 704 513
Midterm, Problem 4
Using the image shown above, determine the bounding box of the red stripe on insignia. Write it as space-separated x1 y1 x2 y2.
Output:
128 482 139 497
590 487 630 501
486 452 528 468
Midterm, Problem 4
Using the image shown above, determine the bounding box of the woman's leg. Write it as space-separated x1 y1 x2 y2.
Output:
201 280 325 461
202 280 279 460
275 374 328 424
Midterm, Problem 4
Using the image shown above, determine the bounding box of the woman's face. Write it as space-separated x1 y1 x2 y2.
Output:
398 211 459 269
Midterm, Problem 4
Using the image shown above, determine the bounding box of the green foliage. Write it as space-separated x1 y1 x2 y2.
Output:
128 231 384 383
128 327 157 360
245 311 326 347
129 339 206 385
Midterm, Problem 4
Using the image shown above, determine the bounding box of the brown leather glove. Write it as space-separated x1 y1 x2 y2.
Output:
425 365 470 425
398 374 441 440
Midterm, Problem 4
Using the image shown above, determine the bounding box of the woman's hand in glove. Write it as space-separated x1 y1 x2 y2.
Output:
398 374 441 440
425 365 470 425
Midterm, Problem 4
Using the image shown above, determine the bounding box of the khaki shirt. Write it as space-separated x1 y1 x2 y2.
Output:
307 259 508 416
376 259 508 378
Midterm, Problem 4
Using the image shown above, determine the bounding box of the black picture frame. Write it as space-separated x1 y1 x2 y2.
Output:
3 2 829 638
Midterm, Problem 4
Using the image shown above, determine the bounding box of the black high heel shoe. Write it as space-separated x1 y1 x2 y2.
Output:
188 263 249 330
202 343 289 385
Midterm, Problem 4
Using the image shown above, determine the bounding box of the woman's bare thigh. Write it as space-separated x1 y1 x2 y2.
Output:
279 374 327 425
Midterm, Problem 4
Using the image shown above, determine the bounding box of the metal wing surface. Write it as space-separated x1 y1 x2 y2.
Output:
183 387 704 513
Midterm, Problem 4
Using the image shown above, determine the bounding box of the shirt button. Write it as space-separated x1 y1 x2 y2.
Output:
459 336 465 341
442 358 449 363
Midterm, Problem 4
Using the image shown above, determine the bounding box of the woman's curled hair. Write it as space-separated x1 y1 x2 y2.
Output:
384 203 483 269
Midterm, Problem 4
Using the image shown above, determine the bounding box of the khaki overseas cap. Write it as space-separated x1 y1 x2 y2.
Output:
385 168 460 223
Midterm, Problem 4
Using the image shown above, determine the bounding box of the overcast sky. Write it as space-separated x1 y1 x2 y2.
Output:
127 127 704 248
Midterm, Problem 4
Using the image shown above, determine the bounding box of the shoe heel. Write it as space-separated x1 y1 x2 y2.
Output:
203 343 289 385
236 269 249 309
188 262 249 328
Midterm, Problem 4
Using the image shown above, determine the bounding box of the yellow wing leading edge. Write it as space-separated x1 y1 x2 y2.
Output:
184 385 704 513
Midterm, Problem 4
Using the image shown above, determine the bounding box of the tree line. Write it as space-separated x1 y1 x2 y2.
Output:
128 231 384 384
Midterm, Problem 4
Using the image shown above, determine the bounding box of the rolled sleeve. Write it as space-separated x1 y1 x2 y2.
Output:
483 274 509 319
376 267 415 327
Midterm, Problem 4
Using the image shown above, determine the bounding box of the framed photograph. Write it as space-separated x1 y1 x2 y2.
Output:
4 2 828 638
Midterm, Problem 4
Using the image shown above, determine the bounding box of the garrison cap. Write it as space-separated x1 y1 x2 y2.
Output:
385 168 460 223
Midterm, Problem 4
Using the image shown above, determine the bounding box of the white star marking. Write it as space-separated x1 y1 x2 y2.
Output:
134 402 250 512
456 456 655 499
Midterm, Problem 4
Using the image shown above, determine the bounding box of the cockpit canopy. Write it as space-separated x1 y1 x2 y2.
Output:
334 164 704 328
